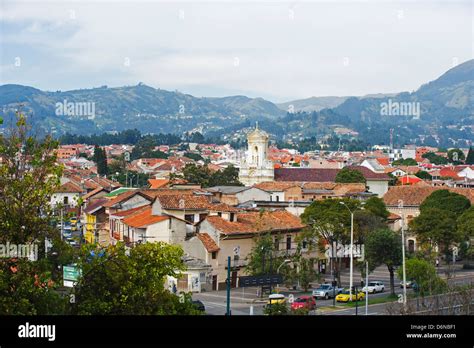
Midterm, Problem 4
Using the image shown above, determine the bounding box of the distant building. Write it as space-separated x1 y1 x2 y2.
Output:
239 123 274 186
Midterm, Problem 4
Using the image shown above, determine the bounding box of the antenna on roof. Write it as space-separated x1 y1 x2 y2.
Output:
255 121 259 129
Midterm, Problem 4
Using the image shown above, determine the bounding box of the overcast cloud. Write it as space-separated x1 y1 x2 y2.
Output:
0 0 472 102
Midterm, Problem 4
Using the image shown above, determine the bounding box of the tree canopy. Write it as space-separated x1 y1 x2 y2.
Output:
335 168 366 184
72 242 200 315
419 190 471 217
364 228 402 295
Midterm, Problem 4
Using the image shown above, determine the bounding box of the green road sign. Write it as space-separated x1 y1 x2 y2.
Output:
63 265 81 281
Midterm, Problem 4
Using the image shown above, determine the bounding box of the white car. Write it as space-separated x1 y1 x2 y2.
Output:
362 281 385 293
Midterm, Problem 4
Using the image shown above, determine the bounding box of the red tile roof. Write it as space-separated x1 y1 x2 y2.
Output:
102 189 140 208
111 205 150 217
156 195 211 210
196 233 220 252
123 207 168 228
205 210 305 235
148 179 170 189
398 176 422 185
274 166 389 182
383 186 474 206
55 181 83 193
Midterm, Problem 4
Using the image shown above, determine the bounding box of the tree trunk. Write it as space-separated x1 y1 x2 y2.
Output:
388 266 395 296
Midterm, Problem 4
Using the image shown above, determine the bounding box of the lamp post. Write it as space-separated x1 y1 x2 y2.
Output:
276 259 292 291
398 199 407 309
339 202 355 299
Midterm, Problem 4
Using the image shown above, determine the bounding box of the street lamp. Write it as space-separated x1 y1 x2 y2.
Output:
276 259 292 291
398 200 407 309
277 259 292 274
339 201 359 300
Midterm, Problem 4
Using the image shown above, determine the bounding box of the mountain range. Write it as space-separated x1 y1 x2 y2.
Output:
0 59 473 147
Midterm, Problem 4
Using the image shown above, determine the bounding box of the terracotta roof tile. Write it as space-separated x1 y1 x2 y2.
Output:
205 210 305 235
55 181 83 193
148 179 170 189
383 186 474 206
111 205 150 217
103 189 140 208
156 195 211 210
196 233 220 252
123 207 168 228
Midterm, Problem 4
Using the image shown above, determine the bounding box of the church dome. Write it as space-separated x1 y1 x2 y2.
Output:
247 122 268 140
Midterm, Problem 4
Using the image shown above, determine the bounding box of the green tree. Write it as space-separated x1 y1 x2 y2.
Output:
392 158 418 166
245 233 280 276
363 196 390 220
365 228 402 296
92 146 108 176
72 242 200 315
415 170 432 181
447 148 465 164
335 167 366 184
422 152 448 165
130 135 168 160
209 165 242 187
466 147 474 165
420 190 471 218
398 258 446 297
457 206 474 242
0 111 62 245
0 258 68 315
410 208 460 256
301 198 362 285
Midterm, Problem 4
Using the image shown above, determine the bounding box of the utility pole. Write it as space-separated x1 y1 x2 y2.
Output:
226 256 231 315
339 202 355 299
349 211 354 299
60 207 64 241
399 200 407 309
365 261 369 315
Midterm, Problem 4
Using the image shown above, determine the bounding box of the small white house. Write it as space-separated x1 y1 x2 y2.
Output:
51 182 84 207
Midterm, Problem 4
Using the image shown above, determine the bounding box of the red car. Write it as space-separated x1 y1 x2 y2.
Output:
291 296 316 311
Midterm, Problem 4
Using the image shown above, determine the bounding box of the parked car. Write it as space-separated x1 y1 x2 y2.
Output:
312 283 344 299
192 300 206 312
400 280 415 288
336 289 365 302
291 296 316 311
362 281 385 294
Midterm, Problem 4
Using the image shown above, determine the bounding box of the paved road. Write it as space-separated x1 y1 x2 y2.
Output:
193 264 474 316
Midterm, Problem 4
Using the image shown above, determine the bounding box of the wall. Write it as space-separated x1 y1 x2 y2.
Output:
235 187 271 204
366 180 389 197
51 192 80 207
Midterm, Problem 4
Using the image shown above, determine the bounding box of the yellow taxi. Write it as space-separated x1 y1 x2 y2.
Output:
70 217 78 225
335 289 365 303
267 293 286 305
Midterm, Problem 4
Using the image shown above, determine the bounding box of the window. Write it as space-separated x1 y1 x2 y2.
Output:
274 237 279 251
302 240 308 250
63 196 69 205
217 212 222 217
211 251 217 259
276 196 280 202
286 236 292 250
184 214 195 223
230 213 235 222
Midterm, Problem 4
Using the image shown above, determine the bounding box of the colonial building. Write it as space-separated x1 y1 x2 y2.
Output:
239 123 274 186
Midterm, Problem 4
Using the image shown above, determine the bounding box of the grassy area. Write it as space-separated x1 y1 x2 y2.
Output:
340 295 398 308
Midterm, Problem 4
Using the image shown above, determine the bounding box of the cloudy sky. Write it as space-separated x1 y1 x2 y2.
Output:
0 0 472 102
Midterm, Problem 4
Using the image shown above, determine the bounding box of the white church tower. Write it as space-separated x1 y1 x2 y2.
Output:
239 122 274 186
